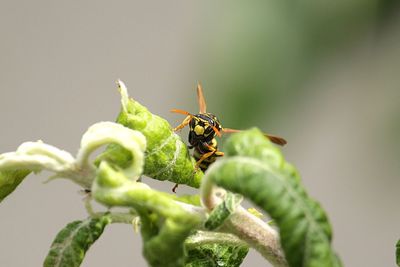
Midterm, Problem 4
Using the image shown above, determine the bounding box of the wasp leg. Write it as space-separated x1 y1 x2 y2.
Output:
172 183 179 193
195 151 215 170
173 115 192 132
194 144 224 170
204 143 224 157
215 150 224 157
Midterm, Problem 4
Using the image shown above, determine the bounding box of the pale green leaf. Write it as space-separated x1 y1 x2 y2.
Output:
0 169 30 203
44 215 111 267
96 80 203 188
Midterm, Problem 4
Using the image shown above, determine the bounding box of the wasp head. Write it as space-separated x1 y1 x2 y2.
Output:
188 113 222 146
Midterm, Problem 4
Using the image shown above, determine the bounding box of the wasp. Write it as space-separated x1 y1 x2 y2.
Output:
171 84 287 192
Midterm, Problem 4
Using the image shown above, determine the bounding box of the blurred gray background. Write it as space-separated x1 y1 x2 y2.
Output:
0 1 399 266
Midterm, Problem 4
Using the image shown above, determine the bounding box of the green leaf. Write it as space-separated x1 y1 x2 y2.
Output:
44 215 111 267
169 193 202 206
93 161 201 267
138 207 198 267
96 81 203 188
204 128 342 267
184 231 249 267
204 193 243 230
396 239 400 266
0 169 30 203
185 243 248 267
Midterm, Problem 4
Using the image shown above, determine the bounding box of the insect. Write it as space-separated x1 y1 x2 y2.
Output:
171 84 287 192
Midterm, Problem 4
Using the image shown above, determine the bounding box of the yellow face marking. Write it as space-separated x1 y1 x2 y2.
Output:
194 125 205 135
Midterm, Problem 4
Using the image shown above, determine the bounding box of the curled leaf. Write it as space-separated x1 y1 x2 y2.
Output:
202 128 342 267
0 121 146 191
96 80 203 188
0 140 77 196
93 161 201 267
44 215 111 267
0 141 75 173
76 121 146 182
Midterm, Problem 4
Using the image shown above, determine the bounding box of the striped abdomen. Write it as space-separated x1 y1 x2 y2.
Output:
192 138 222 171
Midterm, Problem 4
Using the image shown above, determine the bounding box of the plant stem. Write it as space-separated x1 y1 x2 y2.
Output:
222 207 288 267
185 230 246 248
201 177 288 267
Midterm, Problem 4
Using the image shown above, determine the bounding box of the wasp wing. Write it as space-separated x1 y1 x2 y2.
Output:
223 128 287 146
197 83 207 114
